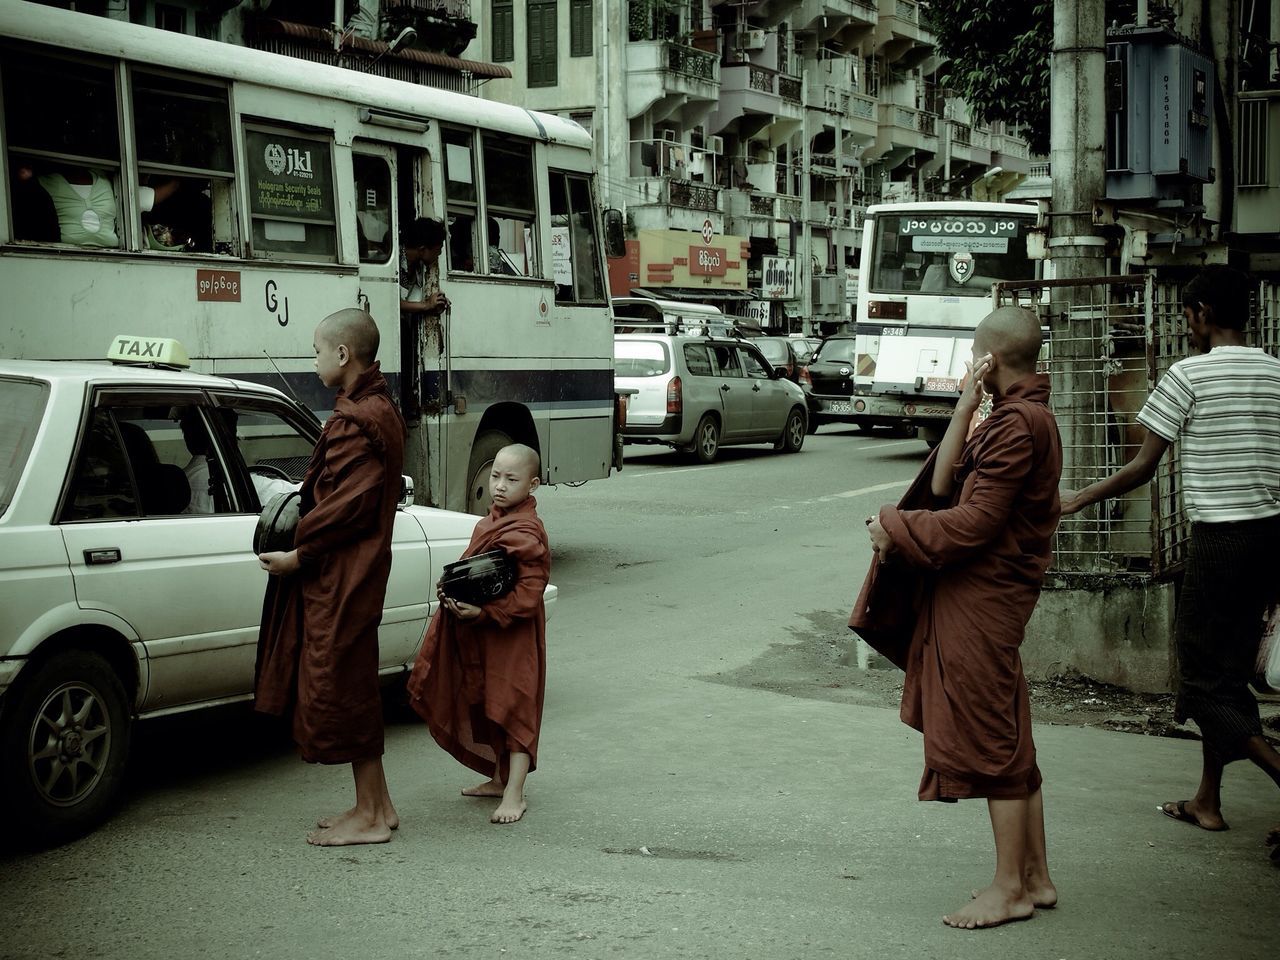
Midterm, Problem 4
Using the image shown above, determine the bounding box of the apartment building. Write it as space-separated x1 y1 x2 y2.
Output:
468 0 1030 333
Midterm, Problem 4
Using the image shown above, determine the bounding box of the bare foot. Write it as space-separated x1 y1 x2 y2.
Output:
462 778 505 798
490 797 527 824
973 875 1057 909
317 805 399 831
944 885 1035 929
306 813 392 847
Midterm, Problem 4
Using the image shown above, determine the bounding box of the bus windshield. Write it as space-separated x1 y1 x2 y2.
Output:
869 213 1035 297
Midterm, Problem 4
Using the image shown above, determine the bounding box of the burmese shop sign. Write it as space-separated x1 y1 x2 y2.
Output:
761 256 795 300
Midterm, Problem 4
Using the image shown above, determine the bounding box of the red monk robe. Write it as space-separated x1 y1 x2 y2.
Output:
851 375 1062 801
408 496 550 782
255 363 406 764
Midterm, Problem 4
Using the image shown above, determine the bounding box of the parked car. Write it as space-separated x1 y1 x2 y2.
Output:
0 336 557 844
804 335 861 431
614 331 808 463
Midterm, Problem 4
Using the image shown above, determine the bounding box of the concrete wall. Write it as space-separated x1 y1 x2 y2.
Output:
1024 573 1176 693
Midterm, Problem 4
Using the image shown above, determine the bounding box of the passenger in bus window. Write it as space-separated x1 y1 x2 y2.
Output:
10 163 59 242
15 163 178 249
399 217 449 318
487 217 518 276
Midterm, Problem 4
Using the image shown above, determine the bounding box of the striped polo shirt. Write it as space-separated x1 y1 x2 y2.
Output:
1137 345 1280 523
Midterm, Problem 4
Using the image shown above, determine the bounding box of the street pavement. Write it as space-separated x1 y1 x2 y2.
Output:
2 427 1277 960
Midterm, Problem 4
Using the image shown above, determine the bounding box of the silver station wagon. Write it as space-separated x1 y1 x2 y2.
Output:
614 328 808 463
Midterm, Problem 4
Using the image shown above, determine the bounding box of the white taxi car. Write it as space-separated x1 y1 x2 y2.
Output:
0 337 552 844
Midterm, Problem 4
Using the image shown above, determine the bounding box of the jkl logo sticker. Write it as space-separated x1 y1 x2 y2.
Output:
264 143 315 180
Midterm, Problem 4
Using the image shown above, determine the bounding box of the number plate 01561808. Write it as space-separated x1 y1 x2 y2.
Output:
925 376 958 393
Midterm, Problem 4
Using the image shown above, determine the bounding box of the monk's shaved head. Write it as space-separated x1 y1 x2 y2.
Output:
974 306 1042 374
318 308 380 364
495 443 541 479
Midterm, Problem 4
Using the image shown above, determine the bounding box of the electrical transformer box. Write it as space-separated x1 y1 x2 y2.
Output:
1106 27 1214 200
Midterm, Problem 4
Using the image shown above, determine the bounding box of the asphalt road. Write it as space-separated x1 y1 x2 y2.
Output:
3 425 1278 960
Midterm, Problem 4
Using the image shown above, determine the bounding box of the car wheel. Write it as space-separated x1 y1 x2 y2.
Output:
775 408 806 453
0 650 132 846
689 415 720 464
465 429 513 515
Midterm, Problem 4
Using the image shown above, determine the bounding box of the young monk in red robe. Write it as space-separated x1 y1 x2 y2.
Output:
408 443 550 824
856 306 1063 929
256 308 406 846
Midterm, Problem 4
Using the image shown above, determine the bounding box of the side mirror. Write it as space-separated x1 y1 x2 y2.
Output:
769 366 784 379
398 474 415 509
602 208 625 259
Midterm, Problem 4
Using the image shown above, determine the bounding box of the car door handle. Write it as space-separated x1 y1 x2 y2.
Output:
720 384 731 392
84 548 122 565
752 384 761 392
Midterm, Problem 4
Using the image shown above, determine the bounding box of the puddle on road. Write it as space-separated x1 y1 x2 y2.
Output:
602 846 742 862
699 610 904 710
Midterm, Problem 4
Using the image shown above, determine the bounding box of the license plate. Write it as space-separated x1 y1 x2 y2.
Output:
925 376 959 393
824 399 852 414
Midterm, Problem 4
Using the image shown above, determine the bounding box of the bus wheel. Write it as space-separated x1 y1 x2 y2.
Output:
0 650 132 846
465 430 512 515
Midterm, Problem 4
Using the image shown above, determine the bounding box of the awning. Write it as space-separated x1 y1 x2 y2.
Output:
258 19 513 79
630 287 755 302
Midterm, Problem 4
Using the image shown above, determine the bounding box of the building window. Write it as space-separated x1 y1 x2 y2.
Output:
570 0 592 57
528 0 558 88
492 0 514 63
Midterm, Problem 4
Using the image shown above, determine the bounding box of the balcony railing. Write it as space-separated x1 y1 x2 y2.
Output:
749 66 774 92
893 0 918 22
779 75 802 103
667 42 718 83
847 92 877 121
386 0 471 16
629 138 721 184
668 179 721 211
948 120 971 146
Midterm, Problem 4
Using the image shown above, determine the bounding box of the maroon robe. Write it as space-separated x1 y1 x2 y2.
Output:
255 363 406 765
407 496 549 782
851 375 1062 800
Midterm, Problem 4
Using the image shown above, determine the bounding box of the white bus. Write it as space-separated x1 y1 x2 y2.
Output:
852 201 1039 444
0 4 622 513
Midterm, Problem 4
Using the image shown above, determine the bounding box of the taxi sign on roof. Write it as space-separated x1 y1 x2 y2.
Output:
107 335 190 370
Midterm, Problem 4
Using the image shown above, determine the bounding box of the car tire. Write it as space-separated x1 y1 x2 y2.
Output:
465 429 513 516
0 650 132 846
689 415 720 464
775 408 806 453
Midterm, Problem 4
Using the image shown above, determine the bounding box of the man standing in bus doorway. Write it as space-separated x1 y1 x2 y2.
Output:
400 217 449 319
256 308 407 846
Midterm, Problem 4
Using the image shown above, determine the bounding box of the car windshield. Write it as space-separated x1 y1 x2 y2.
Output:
0 379 51 516
794 339 821 363
614 339 670 377
812 339 856 362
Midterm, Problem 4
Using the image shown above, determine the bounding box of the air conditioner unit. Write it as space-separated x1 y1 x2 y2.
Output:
740 29 766 51
707 135 724 155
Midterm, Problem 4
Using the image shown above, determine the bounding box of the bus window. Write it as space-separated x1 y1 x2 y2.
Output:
131 70 235 255
243 125 337 261
482 136 536 277
870 214 1034 296
442 126 478 272
549 171 605 305
353 154 393 263
3 47 121 246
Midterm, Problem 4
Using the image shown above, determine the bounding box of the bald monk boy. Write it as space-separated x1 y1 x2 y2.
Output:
408 443 551 824
256 308 407 846
859 307 1063 928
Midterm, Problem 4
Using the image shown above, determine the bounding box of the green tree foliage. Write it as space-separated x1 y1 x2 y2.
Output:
924 0 1053 154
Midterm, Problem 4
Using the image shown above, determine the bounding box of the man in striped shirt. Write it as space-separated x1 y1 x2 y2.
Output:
1062 265 1280 861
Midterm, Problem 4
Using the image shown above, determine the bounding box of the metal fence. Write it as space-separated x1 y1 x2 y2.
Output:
995 275 1280 580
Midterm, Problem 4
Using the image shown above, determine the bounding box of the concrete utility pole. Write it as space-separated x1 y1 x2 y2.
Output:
1049 0 1108 565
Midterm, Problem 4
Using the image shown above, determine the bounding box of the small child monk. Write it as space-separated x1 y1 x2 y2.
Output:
408 443 551 824
255 307 406 846
853 306 1063 928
